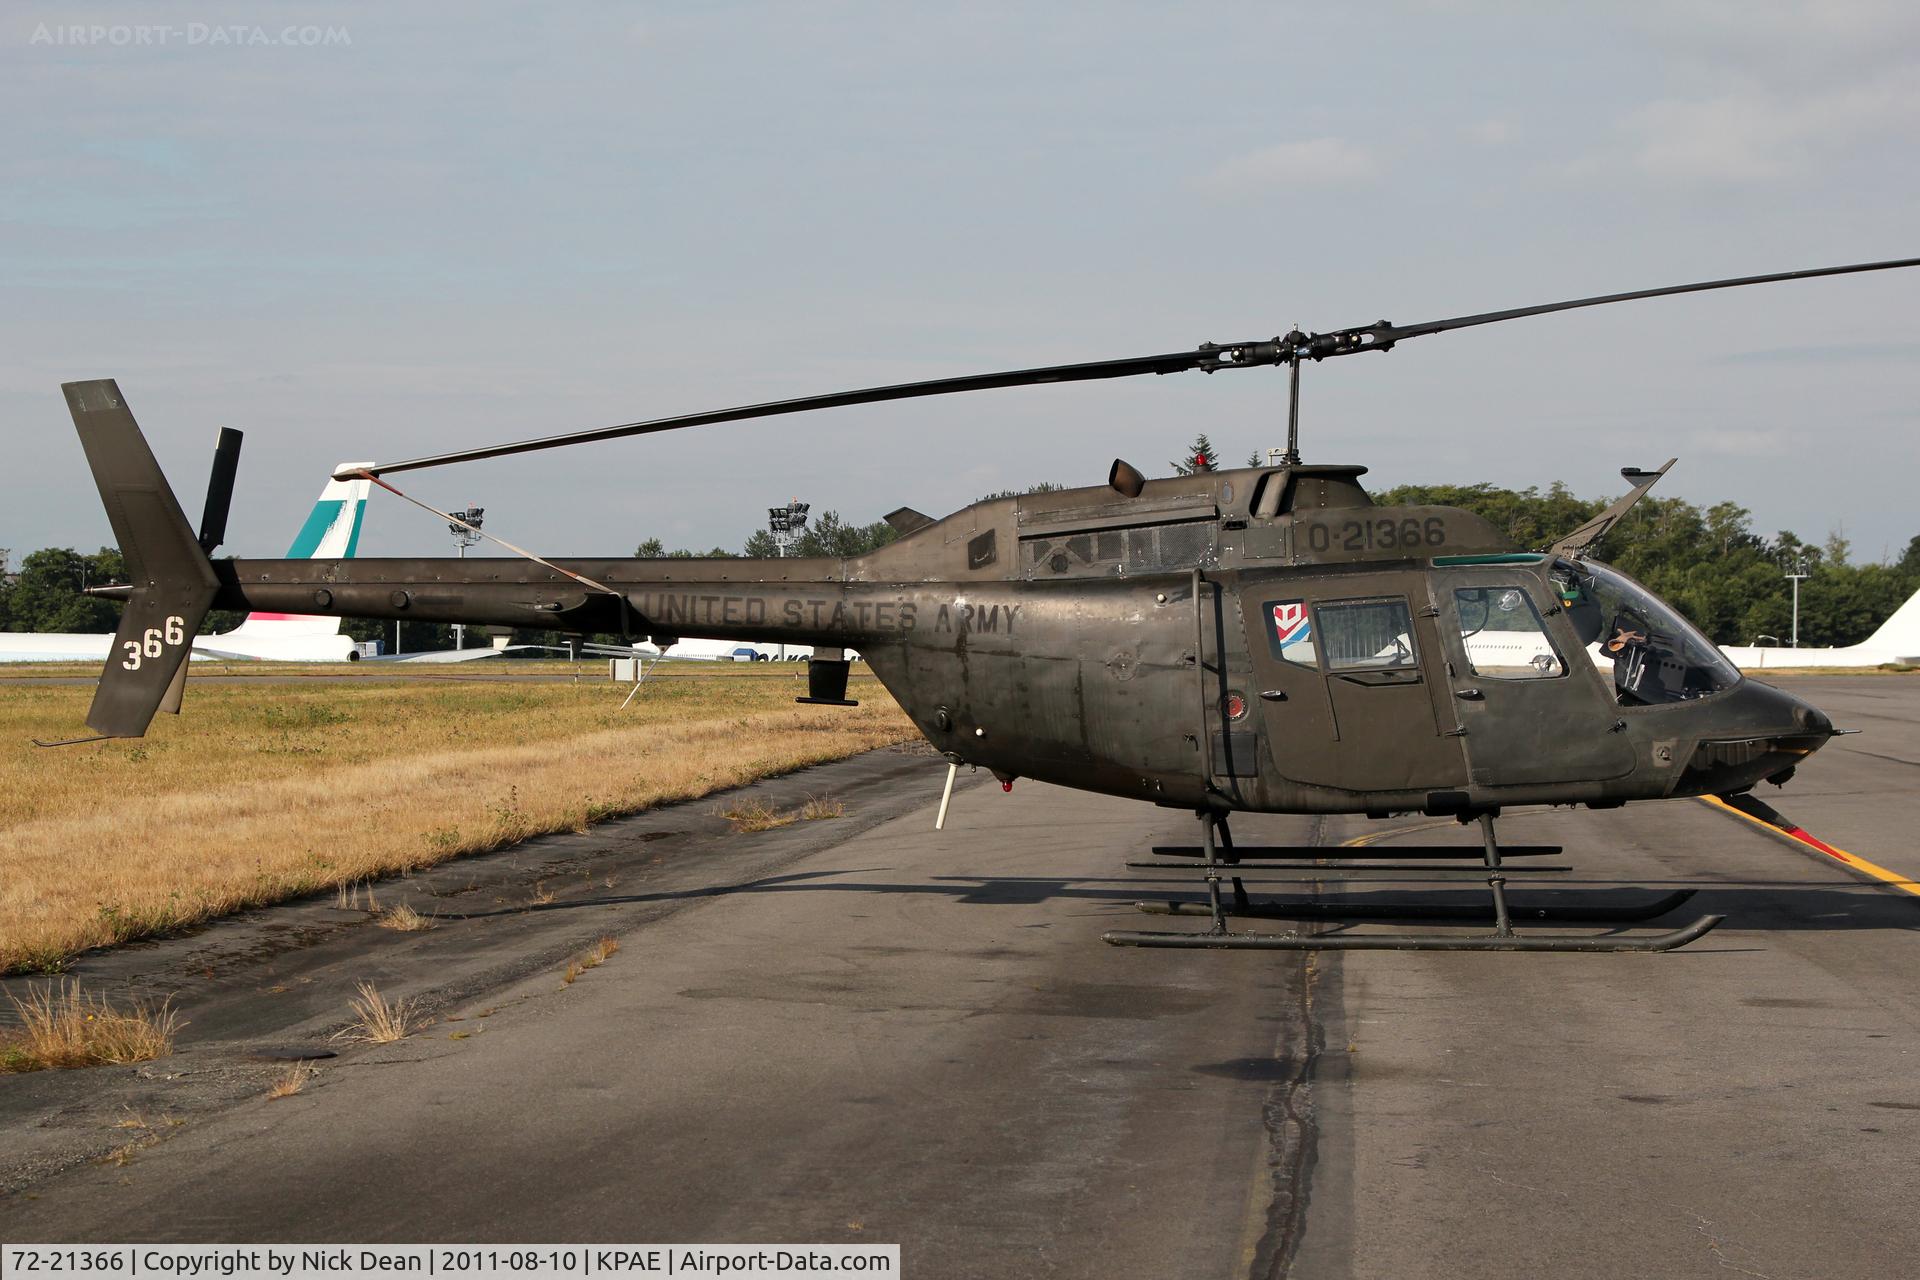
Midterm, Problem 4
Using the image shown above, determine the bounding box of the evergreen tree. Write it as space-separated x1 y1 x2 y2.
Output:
790 511 897 558
633 537 737 559
1171 433 1218 475
977 482 1064 501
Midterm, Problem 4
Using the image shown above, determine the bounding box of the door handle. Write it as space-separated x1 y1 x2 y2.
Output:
1335 670 1418 688
1454 688 1484 701
1258 690 1287 702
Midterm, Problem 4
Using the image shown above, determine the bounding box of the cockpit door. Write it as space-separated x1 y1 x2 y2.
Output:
1242 572 1468 793
1430 570 1635 785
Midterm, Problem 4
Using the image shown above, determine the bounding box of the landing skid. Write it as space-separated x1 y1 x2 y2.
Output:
1102 918 1723 952
1134 887 1697 924
1103 811 1723 954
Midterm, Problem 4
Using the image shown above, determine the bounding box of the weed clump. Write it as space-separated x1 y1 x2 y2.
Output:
800 794 845 820
562 935 621 985
1 982 182 1072
719 798 798 832
376 904 435 932
336 981 423 1045
266 1065 311 1099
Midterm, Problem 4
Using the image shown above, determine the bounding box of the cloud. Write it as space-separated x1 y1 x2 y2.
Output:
1685 426 1795 458
1464 119 1515 146
1197 138 1381 193
1715 342 1920 365
1628 1 1920 80
1554 69 1920 185
1628 94 1799 182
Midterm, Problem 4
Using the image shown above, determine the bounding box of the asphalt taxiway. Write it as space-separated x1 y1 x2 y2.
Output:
1 676 1915 1278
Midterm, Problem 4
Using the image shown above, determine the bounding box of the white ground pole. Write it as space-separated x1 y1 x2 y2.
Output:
935 762 958 830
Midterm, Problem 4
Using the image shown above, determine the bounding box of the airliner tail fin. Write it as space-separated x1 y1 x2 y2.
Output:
1863 585 1920 661
230 465 372 637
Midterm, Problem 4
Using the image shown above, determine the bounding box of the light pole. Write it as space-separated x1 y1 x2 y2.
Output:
766 500 809 658
1785 558 1810 649
448 506 484 649
767 499 809 557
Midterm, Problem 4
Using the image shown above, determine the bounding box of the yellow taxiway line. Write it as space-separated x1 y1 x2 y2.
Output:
1700 794 1920 899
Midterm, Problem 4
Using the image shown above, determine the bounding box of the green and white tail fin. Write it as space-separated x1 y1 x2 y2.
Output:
224 468 371 639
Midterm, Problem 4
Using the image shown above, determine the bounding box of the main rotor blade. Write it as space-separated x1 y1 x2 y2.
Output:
346 255 1920 478
346 340 1286 478
1303 256 1920 358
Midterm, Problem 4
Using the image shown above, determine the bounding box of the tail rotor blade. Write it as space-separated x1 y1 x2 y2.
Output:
198 427 244 554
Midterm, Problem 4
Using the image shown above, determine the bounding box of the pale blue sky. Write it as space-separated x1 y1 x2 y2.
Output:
5 2 1917 562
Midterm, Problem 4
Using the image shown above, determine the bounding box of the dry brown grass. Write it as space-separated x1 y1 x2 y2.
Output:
0 670 913 973
719 797 799 832
563 934 621 985
266 1065 310 1099
336 981 423 1044
800 794 845 820
376 904 435 932
1 981 182 1072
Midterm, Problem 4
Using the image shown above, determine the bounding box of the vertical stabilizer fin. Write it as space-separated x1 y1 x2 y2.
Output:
64 380 220 737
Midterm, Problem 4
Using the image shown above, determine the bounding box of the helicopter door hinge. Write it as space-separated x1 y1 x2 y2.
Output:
1419 605 1440 618
1443 727 1469 737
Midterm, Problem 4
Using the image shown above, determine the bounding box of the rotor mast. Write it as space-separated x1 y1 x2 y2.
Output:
1283 341 1302 468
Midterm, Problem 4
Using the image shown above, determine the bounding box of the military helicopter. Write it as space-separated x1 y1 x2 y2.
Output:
52 257 1919 953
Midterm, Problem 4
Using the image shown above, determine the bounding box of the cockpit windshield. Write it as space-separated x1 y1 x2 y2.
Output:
1550 558 1740 705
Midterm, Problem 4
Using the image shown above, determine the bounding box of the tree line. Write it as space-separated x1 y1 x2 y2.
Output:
5 477 1916 651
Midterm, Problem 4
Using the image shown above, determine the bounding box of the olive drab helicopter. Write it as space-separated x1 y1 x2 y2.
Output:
50 257 1920 953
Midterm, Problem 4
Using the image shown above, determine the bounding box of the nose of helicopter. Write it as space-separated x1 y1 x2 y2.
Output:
1680 679 1835 795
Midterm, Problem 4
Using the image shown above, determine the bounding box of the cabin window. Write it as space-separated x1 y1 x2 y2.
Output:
967 530 997 570
1020 519 1216 577
1315 598 1418 671
1552 559 1739 704
1453 586 1566 679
